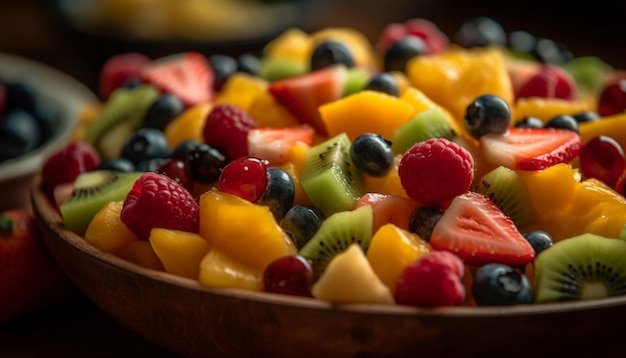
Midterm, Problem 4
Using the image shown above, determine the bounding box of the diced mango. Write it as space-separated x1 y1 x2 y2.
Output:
198 248 263 291
164 103 212 151
213 73 268 112
84 201 138 254
149 228 211 279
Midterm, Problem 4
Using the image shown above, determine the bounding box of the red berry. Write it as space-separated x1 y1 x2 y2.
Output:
398 138 474 206
395 250 466 307
579 135 626 187
516 65 577 100
263 255 314 297
121 172 199 240
203 104 258 160
41 141 101 195
156 158 194 191
218 157 268 202
598 79 626 117
99 52 150 100
376 18 449 55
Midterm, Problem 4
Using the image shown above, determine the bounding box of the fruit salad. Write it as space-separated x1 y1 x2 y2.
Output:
40 16 626 308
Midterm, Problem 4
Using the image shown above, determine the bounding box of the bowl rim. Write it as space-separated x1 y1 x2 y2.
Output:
0 52 98 182
30 173 626 318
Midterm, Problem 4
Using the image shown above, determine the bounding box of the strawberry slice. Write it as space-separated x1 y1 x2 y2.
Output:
247 125 315 165
268 64 347 135
430 191 535 267
480 127 583 170
140 51 213 107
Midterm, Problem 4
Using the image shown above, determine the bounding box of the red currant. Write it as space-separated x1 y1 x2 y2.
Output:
218 156 268 202
263 255 314 297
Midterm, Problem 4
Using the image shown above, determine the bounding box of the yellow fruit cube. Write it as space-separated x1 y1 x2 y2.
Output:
149 228 211 279
84 201 138 254
198 248 263 291
116 240 164 271
247 90 300 128
213 73 268 112
164 103 212 151
513 97 594 123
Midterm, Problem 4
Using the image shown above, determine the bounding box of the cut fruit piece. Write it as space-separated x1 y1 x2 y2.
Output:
534 233 626 303
84 201 138 254
480 127 583 171
263 27 313 63
319 90 414 142
247 125 315 166
149 228 211 279
279 142 314 206
198 188 296 272
246 89 301 128
300 132 365 215
198 248 263 291
259 57 309 81
399 86 462 135
512 97 593 123
363 155 409 199
299 205 373 279
311 243 394 304
310 27 377 69
391 107 456 155
579 112 626 150
353 192 419 233
472 165 539 231
343 67 371 96
268 64 348 135
116 240 164 271
60 170 142 234
213 72 268 112
83 85 160 160
366 223 432 293
430 191 535 267
163 103 212 151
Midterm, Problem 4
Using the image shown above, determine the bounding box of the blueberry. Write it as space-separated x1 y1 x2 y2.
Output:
143 94 184 131
472 263 533 306
545 114 579 133
136 158 168 172
209 54 237 91
572 111 601 123
349 133 395 177
383 36 427 72
237 54 261 76
522 230 553 256
507 31 537 55
364 72 399 97
0 109 41 162
310 41 354 71
532 37 574 65
408 206 443 242
258 167 295 220
98 158 136 172
454 17 507 48
464 94 512 139
281 205 325 249
172 139 202 162
185 143 228 183
121 128 170 165
514 116 544 129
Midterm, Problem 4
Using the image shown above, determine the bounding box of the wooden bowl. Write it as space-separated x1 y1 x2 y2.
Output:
31 173 626 358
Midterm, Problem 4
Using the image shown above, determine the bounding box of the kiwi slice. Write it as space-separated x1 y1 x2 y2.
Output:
60 170 142 233
391 107 456 155
300 132 365 216
259 57 309 81
342 67 371 97
534 233 626 303
473 165 538 231
299 205 373 278
83 85 159 160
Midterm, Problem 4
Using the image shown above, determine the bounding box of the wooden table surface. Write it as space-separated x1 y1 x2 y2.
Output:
1 1 625 357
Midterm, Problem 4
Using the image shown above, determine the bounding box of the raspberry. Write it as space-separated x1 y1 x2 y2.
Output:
41 141 101 195
202 104 258 160
99 52 150 100
516 65 577 100
395 250 466 307
398 138 474 206
121 172 199 240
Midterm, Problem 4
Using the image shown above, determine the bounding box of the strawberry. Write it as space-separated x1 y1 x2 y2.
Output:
203 104 258 160
140 51 213 107
516 64 577 100
0 209 74 324
99 52 150 100
41 141 101 196
268 64 347 135
430 191 535 267
247 125 315 165
480 127 583 171
121 172 200 241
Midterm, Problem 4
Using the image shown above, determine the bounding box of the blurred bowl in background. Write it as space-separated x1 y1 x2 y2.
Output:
0 52 98 212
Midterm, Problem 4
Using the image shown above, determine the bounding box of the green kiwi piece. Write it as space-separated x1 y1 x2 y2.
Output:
562 56 613 97
60 170 142 233
342 67 371 97
534 233 626 303
259 57 309 81
83 85 159 160
299 205 373 278
300 132 365 216
472 165 538 231
391 107 456 155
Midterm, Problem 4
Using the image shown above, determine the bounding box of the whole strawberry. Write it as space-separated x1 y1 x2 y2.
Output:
202 104 258 160
121 172 200 241
0 209 75 324
398 137 474 206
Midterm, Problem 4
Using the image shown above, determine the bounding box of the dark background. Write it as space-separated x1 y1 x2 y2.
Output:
1 0 625 356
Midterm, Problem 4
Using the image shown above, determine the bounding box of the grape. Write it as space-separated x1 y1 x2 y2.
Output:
350 133 395 177
364 73 399 97
218 156 268 202
281 205 325 249
310 41 354 71
257 167 295 220
143 94 184 131
580 135 626 188
121 128 170 165
156 158 193 191
464 94 511 139
598 79 626 117
185 143 228 184
263 255 314 297
408 206 443 242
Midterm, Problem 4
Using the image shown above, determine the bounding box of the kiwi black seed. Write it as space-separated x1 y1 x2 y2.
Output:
60 170 142 233
534 233 626 303
299 205 373 279
300 132 365 216
391 107 456 155
83 85 160 160
473 165 538 231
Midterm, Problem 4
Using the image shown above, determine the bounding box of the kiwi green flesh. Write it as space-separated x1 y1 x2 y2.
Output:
534 233 626 303
299 205 373 279
259 57 309 81
83 85 159 156
473 165 538 231
60 170 142 234
343 68 371 97
300 132 365 216
391 107 455 155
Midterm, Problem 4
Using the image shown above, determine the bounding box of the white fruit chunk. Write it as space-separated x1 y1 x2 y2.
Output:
312 243 395 305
